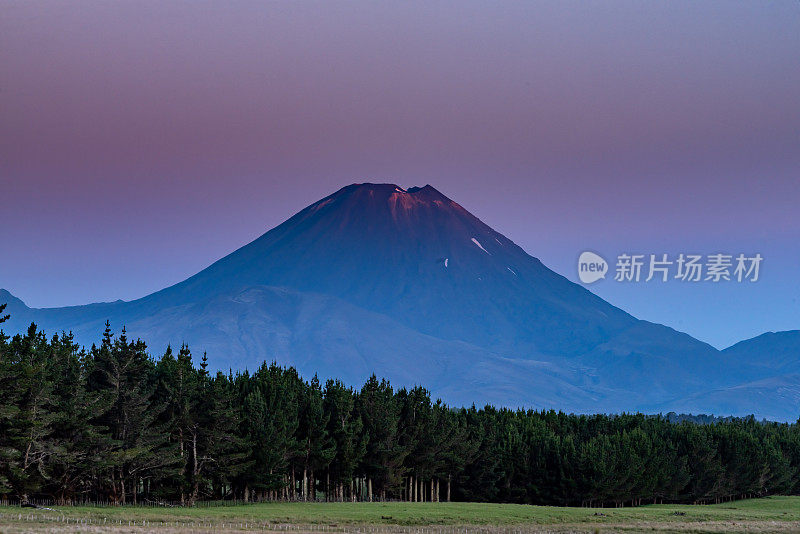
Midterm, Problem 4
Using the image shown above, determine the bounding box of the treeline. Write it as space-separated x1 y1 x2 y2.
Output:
0 318 799 507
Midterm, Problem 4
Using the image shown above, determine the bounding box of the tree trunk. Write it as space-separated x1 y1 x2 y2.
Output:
179 428 185 506
447 474 451 502
368 478 373 502
189 431 200 506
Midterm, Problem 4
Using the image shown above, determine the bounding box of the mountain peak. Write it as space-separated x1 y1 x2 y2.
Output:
0 289 26 308
305 183 461 225
334 183 451 200
407 184 452 202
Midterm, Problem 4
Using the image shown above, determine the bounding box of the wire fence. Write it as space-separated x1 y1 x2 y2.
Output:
0 497 285 508
0 512 582 533
0 498 438 508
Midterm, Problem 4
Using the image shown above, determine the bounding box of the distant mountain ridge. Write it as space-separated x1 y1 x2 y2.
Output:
723 330 800 375
2 184 798 420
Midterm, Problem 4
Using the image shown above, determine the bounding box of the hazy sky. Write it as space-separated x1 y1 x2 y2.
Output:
1 1 799 348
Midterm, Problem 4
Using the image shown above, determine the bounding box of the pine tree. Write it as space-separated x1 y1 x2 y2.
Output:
0 320 14 495
153 344 195 503
298 375 335 501
438 406 476 502
88 326 177 503
323 379 366 502
200 371 248 500
199 352 209 379
241 363 300 501
678 424 724 503
359 376 406 501
0 325 54 501
43 332 104 503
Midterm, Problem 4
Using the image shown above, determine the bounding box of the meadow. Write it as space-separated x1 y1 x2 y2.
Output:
0 497 798 533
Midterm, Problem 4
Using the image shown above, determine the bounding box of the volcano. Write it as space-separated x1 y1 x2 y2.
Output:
2 184 797 419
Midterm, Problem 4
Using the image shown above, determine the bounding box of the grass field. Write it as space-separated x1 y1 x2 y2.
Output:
0 496 798 533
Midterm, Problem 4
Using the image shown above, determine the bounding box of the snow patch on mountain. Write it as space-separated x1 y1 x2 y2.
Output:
471 238 490 255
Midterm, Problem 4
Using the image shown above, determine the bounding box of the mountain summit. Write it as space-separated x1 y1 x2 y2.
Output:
2 183 796 419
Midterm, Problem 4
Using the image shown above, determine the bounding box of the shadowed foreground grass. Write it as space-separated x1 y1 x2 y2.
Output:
0 496 798 532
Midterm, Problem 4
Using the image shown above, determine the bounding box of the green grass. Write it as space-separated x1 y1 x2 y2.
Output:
0 496 798 530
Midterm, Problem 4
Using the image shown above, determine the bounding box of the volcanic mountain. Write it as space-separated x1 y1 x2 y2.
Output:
2 184 797 419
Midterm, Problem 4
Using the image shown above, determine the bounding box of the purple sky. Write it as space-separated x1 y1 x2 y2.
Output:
1 1 799 348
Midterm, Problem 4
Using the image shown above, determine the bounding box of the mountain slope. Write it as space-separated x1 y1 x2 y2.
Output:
144 183 638 355
654 374 800 423
1 183 793 419
723 330 800 376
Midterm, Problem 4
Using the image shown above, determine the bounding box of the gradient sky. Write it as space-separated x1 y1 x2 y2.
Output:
1 1 799 349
